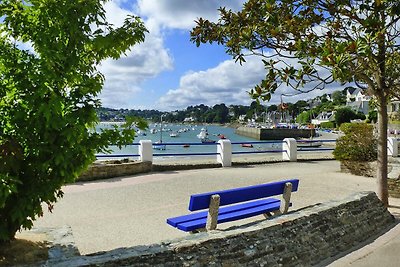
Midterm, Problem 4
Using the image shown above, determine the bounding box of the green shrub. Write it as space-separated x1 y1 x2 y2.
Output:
333 123 377 162
335 107 365 126
367 110 377 123
320 121 335 129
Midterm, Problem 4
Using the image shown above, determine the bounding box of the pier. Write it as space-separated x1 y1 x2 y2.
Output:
235 126 316 140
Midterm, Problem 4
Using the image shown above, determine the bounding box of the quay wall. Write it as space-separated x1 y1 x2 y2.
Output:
77 161 152 181
49 192 394 266
235 126 316 140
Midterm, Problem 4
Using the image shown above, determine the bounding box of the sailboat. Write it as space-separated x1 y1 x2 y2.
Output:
153 115 166 150
197 128 216 143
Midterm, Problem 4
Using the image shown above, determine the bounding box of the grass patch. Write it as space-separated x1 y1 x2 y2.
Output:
0 238 48 266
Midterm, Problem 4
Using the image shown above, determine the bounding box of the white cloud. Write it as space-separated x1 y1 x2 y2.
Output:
157 57 265 110
157 55 345 111
137 0 245 30
98 1 344 110
98 1 174 108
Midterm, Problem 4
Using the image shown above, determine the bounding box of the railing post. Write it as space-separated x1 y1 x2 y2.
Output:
388 137 398 157
139 140 153 162
217 139 232 167
283 138 297 162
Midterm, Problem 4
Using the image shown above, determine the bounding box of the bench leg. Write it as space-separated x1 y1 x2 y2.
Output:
206 194 220 231
190 228 206 234
264 183 293 219
280 182 293 214
263 210 282 219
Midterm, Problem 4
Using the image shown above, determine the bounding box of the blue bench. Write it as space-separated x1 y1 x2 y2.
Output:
167 179 299 232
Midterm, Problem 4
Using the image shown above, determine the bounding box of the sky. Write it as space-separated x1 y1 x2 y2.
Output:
98 0 344 111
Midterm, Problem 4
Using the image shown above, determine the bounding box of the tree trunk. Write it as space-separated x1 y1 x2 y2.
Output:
377 97 389 207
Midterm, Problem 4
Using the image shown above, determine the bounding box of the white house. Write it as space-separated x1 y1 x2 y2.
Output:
346 87 371 103
311 111 335 125
183 117 196 122
388 100 400 113
238 115 246 122
346 88 371 115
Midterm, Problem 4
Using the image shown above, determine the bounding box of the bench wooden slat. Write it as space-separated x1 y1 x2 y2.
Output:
188 179 299 211
177 201 282 232
167 198 280 227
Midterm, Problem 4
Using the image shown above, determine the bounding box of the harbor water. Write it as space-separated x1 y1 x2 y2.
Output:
99 123 283 160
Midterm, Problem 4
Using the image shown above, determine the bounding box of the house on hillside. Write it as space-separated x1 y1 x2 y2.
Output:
183 117 196 122
311 111 335 126
346 88 371 115
388 99 400 119
238 115 246 122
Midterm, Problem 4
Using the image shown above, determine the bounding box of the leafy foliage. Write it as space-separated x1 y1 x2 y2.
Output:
367 110 378 123
0 1 147 242
320 121 335 129
333 123 377 162
192 0 400 101
335 107 366 126
296 111 312 124
191 0 400 204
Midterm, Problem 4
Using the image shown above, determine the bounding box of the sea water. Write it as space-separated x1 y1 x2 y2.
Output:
98 123 282 159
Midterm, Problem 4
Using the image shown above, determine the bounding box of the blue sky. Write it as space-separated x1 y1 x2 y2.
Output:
98 0 343 111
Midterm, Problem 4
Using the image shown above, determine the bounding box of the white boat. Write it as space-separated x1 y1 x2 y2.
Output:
197 128 215 143
297 139 323 148
170 132 179 137
197 129 208 139
153 141 166 150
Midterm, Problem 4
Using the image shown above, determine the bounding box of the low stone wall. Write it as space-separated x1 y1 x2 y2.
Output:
389 178 400 198
77 161 152 181
47 192 394 266
152 163 221 172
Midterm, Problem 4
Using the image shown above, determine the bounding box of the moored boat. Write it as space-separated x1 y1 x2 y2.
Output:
241 143 253 148
201 138 216 143
297 139 323 148
170 132 179 137
153 141 166 150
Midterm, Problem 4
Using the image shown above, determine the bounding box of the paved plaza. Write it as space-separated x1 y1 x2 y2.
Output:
25 160 400 265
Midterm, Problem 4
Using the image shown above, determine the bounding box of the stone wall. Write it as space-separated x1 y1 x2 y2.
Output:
235 127 315 140
48 192 394 267
389 178 400 198
77 161 152 181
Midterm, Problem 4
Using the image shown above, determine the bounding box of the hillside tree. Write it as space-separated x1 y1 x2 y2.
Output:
191 0 400 206
0 0 147 242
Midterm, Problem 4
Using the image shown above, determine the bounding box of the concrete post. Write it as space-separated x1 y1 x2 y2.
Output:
217 139 232 167
139 140 153 162
388 137 398 157
283 138 297 162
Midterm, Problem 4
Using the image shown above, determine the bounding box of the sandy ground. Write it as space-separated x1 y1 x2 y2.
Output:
28 160 385 255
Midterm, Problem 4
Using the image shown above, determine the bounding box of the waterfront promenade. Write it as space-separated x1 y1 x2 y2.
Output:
23 159 400 265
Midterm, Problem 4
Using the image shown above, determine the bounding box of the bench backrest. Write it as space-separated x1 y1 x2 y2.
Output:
188 179 299 211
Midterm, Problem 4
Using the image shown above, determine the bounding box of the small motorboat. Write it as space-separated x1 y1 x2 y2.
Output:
153 141 166 150
297 139 323 148
201 138 216 143
183 144 190 148
241 143 253 148
170 132 179 137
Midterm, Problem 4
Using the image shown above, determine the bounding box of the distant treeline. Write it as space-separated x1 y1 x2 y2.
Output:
97 90 349 124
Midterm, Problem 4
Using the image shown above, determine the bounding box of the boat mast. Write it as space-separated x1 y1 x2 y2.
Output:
160 114 165 143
